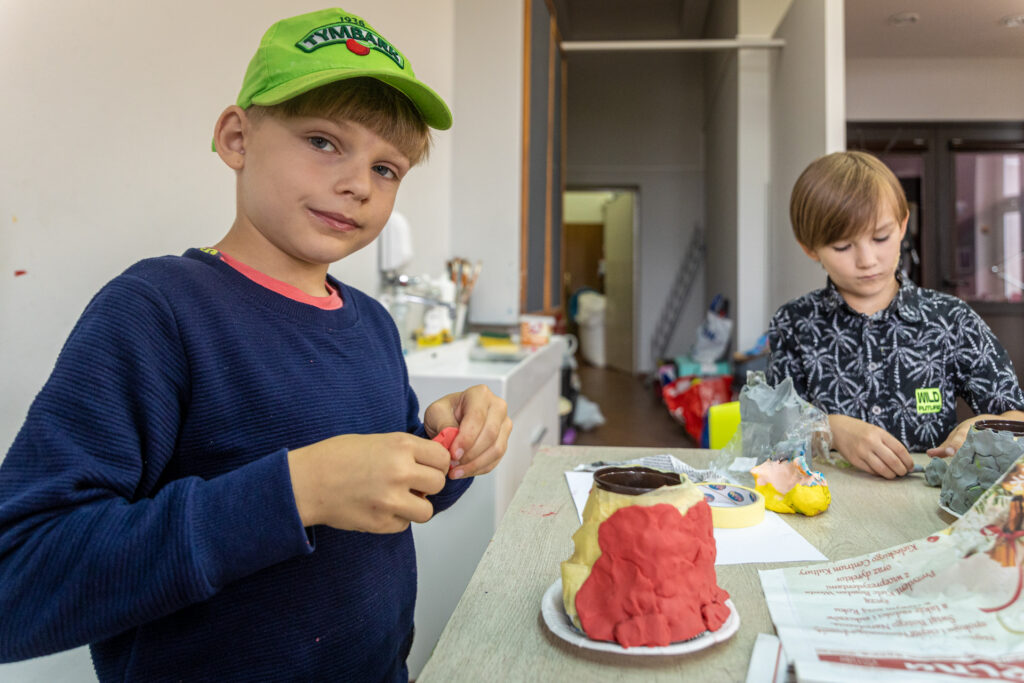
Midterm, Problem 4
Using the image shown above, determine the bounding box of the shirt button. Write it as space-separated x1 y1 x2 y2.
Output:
871 405 882 415
868 362 878 371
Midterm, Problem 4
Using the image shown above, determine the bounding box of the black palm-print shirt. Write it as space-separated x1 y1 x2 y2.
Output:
767 276 1024 451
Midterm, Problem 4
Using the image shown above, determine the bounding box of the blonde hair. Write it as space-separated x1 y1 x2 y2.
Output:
790 151 909 249
248 78 432 166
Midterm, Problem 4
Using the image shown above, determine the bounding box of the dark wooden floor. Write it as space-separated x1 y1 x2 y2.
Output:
569 363 698 449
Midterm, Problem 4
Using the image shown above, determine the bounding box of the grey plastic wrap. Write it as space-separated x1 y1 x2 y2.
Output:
713 371 833 487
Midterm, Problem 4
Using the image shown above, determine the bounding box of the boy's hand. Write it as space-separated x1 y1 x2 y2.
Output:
927 417 980 459
829 414 913 479
287 433 451 534
423 384 512 480
928 410 1024 459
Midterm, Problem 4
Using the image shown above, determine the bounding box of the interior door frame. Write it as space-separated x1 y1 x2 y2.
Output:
562 185 640 373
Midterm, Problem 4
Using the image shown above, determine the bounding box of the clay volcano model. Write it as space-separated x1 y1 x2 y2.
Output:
926 420 1024 515
560 466 731 648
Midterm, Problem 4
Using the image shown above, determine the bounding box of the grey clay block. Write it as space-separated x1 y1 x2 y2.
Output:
938 424 1024 515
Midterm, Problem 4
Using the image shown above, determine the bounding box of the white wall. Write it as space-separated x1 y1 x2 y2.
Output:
564 191 615 223
704 0 845 351
847 58 1024 121
769 0 846 312
705 0 782 354
703 0 740 356
566 51 705 373
735 48 772 352
450 0 524 325
732 0 792 351
739 0 794 36
0 1 459 680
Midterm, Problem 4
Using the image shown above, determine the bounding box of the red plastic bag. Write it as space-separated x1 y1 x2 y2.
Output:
662 376 733 442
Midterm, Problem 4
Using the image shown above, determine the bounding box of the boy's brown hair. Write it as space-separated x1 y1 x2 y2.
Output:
248 77 432 166
790 150 909 249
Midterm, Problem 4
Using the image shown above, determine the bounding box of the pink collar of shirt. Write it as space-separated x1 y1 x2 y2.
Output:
217 250 343 310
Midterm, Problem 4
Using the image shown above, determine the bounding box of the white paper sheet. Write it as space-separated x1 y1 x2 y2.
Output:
564 471 827 566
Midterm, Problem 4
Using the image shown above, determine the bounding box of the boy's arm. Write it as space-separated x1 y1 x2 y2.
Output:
0 279 311 662
927 410 1024 458
285 376 495 533
828 414 914 479
396 384 512 515
287 431 452 533
422 385 512 480
930 305 1024 457
769 307 913 478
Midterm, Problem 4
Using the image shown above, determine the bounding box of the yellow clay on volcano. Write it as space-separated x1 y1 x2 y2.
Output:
560 472 703 630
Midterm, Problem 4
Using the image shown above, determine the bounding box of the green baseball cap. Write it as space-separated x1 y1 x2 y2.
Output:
234 8 451 130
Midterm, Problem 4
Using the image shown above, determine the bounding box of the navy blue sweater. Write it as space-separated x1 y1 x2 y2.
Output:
0 248 471 681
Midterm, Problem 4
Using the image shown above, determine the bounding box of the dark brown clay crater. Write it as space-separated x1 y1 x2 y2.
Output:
593 466 682 495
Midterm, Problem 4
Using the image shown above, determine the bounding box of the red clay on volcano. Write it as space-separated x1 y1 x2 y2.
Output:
574 501 730 647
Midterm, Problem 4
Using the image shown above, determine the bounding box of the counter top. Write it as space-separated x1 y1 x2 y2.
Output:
404 335 565 416
417 446 953 682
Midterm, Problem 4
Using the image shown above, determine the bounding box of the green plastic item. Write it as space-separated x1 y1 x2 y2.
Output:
674 355 731 377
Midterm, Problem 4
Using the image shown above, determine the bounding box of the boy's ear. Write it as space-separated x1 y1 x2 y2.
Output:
213 105 249 170
799 242 821 263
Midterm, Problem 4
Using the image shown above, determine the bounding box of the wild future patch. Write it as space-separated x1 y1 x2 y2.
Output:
915 388 942 414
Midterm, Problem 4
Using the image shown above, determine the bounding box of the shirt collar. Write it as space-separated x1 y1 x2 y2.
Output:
822 278 845 313
820 272 923 322
892 273 923 322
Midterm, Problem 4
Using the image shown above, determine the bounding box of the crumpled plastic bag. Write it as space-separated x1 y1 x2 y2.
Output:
662 375 733 443
692 311 733 363
712 371 833 487
573 394 606 431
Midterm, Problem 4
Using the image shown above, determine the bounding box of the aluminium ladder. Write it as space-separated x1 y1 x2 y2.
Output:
649 225 705 367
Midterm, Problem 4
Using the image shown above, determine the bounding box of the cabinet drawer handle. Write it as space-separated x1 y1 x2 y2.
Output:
530 426 548 447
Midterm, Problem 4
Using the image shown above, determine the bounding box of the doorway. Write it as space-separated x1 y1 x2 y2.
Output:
563 189 637 374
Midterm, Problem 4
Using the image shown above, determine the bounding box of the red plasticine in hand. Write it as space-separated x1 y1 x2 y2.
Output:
575 501 730 648
432 427 459 455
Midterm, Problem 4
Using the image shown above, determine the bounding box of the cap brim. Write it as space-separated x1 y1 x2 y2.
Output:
248 69 452 130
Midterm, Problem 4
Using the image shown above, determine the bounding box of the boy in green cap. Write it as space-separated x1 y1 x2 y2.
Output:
0 8 509 681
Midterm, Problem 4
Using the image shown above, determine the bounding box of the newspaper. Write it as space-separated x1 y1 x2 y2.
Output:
572 453 736 483
760 454 1024 682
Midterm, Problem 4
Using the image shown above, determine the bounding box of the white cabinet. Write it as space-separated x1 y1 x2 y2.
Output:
404 335 564 678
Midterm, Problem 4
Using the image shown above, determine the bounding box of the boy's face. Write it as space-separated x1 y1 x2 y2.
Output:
801 205 908 312
232 111 410 269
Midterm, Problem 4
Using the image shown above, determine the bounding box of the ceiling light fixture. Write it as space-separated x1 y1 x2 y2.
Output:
999 14 1024 28
888 11 920 26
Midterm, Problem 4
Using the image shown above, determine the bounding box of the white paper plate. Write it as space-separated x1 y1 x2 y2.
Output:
938 501 963 519
541 579 740 655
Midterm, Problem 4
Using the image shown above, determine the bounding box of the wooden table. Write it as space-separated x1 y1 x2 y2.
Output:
417 446 954 682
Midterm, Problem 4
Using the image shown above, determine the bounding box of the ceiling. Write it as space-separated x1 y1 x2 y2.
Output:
550 0 1024 58
845 0 1024 59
